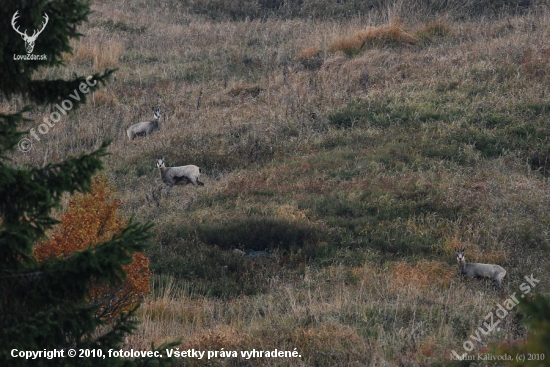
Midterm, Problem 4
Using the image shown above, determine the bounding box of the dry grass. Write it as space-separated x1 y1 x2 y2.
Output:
6 1 550 365
226 82 263 98
356 23 419 48
328 35 364 57
125 268 429 364
296 46 324 70
391 260 454 289
297 46 322 60
68 35 124 72
328 23 418 57
414 20 453 41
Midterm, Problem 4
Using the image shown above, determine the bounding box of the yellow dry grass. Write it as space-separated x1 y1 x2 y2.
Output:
68 37 124 72
328 23 418 57
297 46 321 60
414 20 453 40
356 23 419 47
391 260 454 289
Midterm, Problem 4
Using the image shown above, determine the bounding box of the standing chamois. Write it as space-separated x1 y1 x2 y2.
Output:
156 156 204 187
456 248 506 287
127 107 161 140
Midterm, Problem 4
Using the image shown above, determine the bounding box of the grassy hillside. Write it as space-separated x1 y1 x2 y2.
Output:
6 0 550 365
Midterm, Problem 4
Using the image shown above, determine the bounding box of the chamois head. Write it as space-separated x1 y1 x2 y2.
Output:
152 106 161 120
456 247 466 263
156 156 165 169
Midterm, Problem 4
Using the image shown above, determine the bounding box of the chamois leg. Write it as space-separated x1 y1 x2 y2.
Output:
162 184 173 197
173 176 192 186
146 186 164 207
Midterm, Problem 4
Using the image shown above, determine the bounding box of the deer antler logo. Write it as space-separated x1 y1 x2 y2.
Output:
11 11 49 54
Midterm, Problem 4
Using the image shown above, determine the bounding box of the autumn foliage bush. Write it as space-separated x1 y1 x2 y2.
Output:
34 175 151 321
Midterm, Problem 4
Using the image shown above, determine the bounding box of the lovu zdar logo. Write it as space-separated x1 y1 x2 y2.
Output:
11 11 49 54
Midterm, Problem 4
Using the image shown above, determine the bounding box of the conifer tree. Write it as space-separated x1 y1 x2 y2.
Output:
500 294 550 367
0 1 173 366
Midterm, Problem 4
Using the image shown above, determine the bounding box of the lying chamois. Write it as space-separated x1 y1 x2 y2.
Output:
127 107 161 140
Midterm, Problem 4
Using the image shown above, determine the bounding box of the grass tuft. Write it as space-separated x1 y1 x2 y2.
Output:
415 20 453 42
297 46 324 70
329 23 418 57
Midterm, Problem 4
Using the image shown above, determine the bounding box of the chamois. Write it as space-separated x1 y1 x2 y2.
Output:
127 107 161 140
455 248 506 287
156 156 204 187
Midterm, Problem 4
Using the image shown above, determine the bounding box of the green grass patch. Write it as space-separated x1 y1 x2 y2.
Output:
326 96 548 167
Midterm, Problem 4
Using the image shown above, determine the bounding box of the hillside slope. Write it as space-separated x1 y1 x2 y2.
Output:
7 1 550 365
